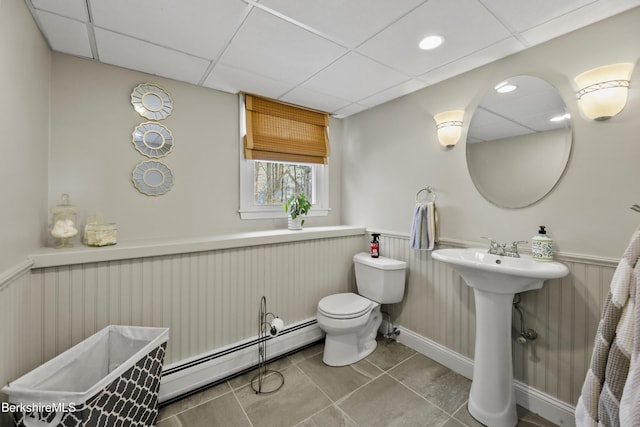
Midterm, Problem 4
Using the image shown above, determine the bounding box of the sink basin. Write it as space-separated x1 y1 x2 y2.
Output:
432 247 569 427
431 248 569 293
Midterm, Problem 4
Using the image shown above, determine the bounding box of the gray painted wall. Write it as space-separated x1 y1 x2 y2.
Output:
342 8 640 259
47 54 343 243
0 0 50 272
4 2 639 265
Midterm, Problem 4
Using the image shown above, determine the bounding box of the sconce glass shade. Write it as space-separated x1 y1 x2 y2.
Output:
434 110 464 147
575 63 634 120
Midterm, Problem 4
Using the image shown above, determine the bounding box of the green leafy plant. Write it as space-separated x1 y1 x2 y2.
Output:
283 193 312 226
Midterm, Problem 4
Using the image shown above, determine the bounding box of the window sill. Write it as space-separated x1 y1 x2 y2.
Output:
29 225 365 268
239 207 330 220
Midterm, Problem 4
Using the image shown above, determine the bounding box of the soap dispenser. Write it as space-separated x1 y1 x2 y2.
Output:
532 226 553 261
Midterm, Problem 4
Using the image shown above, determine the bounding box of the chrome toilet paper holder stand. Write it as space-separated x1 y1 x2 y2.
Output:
251 296 285 394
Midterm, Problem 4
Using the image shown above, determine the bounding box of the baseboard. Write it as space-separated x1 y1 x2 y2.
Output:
395 325 576 426
392 325 474 379
162 319 575 425
159 319 323 403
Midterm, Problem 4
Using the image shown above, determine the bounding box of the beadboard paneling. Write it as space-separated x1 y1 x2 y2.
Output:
0 271 35 395
0 234 365 393
2 232 615 409
378 234 613 407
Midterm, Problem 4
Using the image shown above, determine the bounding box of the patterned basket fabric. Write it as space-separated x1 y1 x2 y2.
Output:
13 343 166 427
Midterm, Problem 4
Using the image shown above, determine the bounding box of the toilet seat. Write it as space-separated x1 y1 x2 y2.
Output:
318 293 373 319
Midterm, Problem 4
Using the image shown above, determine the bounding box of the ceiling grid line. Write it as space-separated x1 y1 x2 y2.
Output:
197 4 255 86
25 0 640 117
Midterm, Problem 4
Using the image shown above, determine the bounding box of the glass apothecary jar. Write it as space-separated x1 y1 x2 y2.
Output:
84 223 118 247
50 194 79 249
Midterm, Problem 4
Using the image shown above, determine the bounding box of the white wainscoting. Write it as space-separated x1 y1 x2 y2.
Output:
1 227 618 425
0 228 366 408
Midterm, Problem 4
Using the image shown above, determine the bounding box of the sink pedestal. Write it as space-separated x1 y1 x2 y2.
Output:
430 248 569 427
468 289 517 427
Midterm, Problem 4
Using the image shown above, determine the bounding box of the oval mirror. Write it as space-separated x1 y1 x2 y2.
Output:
466 75 572 208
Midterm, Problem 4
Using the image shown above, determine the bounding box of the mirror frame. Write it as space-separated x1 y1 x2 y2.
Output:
131 83 173 120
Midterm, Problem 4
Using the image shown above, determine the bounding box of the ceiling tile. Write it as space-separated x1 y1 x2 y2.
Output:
203 63 294 99
332 103 370 118
357 0 513 76
30 0 88 21
89 0 250 59
258 0 425 47
417 37 524 85
520 0 640 46
24 0 640 117
280 87 351 113
480 0 594 33
34 10 92 58
358 79 428 108
301 52 409 102
94 29 211 84
218 8 348 85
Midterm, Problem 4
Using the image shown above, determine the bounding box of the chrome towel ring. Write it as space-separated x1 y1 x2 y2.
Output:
415 186 436 203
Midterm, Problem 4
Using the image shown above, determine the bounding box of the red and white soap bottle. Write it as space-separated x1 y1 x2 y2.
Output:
370 233 380 258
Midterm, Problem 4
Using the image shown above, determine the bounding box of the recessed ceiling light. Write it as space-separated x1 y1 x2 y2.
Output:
494 81 517 93
419 35 444 50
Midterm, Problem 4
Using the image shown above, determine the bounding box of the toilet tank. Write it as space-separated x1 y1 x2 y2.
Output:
353 252 407 304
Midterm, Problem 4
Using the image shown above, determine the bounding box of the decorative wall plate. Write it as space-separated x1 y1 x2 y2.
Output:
131 83 173 120
132 160 174 196
132 122 174 158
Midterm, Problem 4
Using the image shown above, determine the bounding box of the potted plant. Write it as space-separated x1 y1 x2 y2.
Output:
283 193 311 230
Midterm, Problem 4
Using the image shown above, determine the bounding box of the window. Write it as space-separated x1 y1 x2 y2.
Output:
239 94 330 220
254 161 313 205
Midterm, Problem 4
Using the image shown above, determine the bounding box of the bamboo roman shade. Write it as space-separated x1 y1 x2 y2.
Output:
244 94 330 164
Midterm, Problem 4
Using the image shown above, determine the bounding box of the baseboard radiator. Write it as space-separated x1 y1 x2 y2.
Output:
159 318 323 404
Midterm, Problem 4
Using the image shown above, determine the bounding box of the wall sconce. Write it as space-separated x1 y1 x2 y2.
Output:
434 110 464 147
575 63 634 120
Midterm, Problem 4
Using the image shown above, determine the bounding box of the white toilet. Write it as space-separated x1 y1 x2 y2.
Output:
317 252 407 366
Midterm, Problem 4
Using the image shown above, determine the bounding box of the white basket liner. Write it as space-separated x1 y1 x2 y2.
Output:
2 325 169 407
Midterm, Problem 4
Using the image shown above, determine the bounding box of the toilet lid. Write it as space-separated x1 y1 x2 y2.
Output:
318 293 374 319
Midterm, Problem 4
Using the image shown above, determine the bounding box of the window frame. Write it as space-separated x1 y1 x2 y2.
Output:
238 94 330 220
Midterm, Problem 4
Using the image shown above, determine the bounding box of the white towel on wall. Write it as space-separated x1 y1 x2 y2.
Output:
410 201 437 250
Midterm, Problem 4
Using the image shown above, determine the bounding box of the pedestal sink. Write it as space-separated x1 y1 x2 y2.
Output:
431 248 569 427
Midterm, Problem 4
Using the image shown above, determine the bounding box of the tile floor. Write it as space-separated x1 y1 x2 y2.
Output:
156 337 558 427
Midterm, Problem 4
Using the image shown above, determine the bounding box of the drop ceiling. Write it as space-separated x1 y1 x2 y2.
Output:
25 0 640 118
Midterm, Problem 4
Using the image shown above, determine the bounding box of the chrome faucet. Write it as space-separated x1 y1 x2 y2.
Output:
482 237 527 257
481 237 506 256
505 241 528 258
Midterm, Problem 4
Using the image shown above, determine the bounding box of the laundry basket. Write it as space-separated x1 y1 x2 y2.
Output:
2 325 169 427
